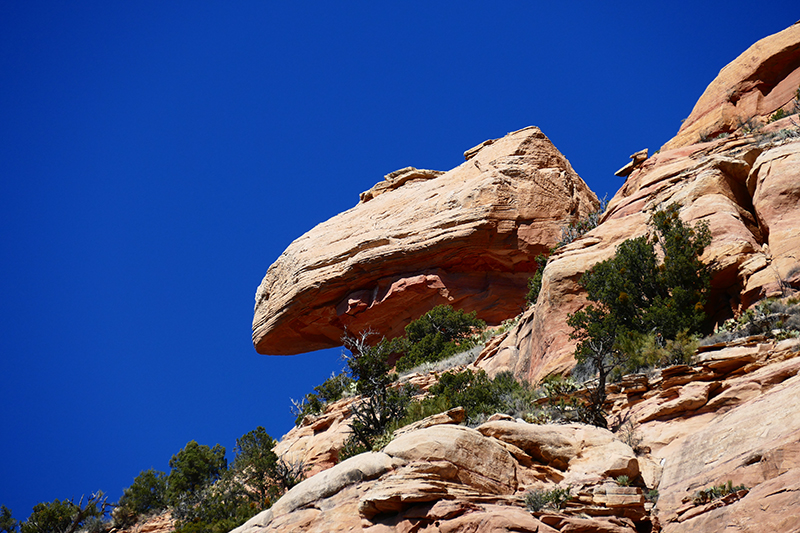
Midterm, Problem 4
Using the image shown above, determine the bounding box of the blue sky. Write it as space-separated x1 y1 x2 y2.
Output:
0 1 795 522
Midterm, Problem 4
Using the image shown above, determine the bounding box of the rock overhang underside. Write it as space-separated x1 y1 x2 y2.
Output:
253 126 600 355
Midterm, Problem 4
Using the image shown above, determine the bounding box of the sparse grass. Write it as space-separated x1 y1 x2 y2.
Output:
525 486 572 512
524 374 594 426
693 481 748 505
557 195 608 248
702 296 800 345
397 344 482 378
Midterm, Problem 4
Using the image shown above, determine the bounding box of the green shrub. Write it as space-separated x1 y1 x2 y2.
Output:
343 331 401 396
423 369 535 425
171 428 301 533
768 108 787 123
525 374 594 425
615 475 631 487
568 203 711 427
524 486 572 512
291 371 354 425
348 384 415 450
526 253 549 305
231 427 280 507
114 469 167 527
0 506 17 533
613 330 698 379
20 494 111 533
173 472 255 533
692 481 748 505
395 306 486 372
166 441 227 507
272 456 306 492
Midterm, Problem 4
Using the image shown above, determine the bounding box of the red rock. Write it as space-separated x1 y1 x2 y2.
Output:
253 126 598 355
663 23 800 150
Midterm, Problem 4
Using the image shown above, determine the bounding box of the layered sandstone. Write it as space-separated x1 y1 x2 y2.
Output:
663 22 800 150
235 23 800 533
471 29 800 384
253 126 598 355
232 336 800 533
476 125 800 384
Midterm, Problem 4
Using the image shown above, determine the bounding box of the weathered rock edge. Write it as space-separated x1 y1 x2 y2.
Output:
253 126 599 355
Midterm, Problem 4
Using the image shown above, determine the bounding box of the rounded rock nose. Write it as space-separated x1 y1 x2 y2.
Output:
663 23 800 151
252 126 599 356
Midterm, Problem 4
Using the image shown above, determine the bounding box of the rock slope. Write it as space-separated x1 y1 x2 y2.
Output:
477 118 800 385
239 22 800 533
232 338 800 533
253 126 598 355
475 20 800 384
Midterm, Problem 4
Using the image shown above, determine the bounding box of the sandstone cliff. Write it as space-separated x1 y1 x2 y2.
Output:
474 23 800 386
253 126 599 355
476 116 800 385
240 23 800 533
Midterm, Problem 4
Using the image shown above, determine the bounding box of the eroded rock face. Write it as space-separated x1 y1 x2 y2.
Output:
476 124 800 385
253 126 599 355
663 22 800 150
229 337 800 533
233 411 651 533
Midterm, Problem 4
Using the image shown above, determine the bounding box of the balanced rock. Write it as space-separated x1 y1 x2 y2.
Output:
253 126 598 355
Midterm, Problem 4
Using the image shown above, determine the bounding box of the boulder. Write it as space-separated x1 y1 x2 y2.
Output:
476 421 639 483
382 424 518 494
270 451 396 518
253 126 598 355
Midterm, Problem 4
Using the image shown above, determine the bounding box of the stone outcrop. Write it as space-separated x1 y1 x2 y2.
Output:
477 117 800 386
232 336 800 533
235 23 800 533
253 126 599 355
233 408 655 533
663 22 800 150
118 512 175 533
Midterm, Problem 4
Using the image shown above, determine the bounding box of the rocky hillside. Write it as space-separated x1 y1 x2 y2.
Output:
241 23 800 533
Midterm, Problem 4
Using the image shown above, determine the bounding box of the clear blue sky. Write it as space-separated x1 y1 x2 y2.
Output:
0 1 794 522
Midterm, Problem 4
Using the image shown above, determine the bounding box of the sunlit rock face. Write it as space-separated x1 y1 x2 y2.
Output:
253 126 598 355
475 23 800 386
662 22 800 151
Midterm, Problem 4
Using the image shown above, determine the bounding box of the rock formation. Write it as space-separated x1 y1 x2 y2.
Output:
237 22 800 533
233 336 800 533
253 126 599 355
475 24 800 384
663 22 800 150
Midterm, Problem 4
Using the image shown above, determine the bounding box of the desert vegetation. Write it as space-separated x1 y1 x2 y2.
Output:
567 203 711 426
702 296 800 345
526 196 608 306
0 429 303 533
692 481 748 505
524 486 572 512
